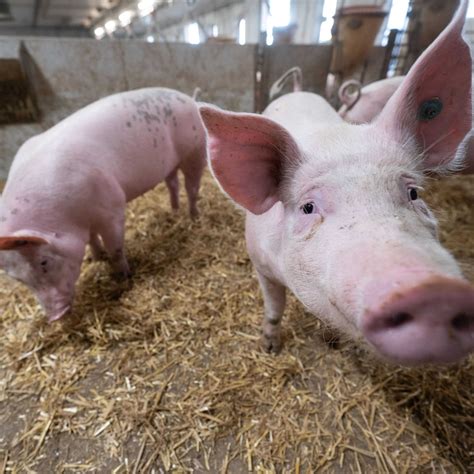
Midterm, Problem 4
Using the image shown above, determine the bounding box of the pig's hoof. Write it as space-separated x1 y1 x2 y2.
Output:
262 333 282 354
113 269 133 280
94 251 108 262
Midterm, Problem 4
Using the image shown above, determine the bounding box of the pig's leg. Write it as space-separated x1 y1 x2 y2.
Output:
182 150 206 219
99 212 131 279
257 271 286 353
165 168 180 211
89 233 107 261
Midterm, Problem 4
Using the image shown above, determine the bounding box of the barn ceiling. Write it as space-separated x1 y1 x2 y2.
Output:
2 0 121 27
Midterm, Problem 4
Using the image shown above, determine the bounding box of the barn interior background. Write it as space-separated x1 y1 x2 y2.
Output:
0 0 473 472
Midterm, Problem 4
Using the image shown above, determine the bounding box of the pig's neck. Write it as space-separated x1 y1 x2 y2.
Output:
245 202 287 286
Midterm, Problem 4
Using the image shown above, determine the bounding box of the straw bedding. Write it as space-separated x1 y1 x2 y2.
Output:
0 171 473 473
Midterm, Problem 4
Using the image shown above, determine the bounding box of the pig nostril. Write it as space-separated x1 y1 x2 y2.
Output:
385 312 413 328
451 313 474 331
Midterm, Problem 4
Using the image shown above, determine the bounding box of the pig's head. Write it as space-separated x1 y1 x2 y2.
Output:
0 232 84 321
200 1 474 365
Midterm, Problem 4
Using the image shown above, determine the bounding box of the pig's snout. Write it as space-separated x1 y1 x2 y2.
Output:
361 277 474 365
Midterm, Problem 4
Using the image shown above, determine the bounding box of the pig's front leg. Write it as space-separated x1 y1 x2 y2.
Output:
89 233 107 261
99 211 131 279
257 271 286 353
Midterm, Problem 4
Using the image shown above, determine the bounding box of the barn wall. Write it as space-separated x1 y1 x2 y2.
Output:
0 37 256 179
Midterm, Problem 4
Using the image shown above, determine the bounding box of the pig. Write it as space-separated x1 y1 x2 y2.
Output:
337 76 405 124
200 0 474 365
269 67 303 102
0 87 207 322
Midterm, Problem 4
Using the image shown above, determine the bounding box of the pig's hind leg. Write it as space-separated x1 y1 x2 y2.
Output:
257 271 286 354
181 147 206 219
165 168 180 212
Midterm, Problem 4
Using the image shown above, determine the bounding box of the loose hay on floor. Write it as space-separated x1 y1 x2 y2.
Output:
0 171 473 473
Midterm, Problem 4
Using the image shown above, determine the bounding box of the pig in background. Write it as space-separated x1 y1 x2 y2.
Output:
337 75 474 174
337 76 405 124
0 88 207 322
201 0 474 366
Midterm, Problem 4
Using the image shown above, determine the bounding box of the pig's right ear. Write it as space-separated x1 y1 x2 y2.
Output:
200 105 300 214
0 235 49 250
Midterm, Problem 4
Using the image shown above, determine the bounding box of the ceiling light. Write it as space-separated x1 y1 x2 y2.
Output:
138 0 155 16
104 19 117 34
119 10 134 26
94 26 106 38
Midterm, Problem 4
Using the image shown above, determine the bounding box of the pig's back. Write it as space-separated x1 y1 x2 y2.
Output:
35 88 204 201
264 92 342 143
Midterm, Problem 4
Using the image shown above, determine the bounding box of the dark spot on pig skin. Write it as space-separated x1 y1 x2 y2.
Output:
164 104 173 118
126 122 132 127
11 208 19 215
177 97 185 104
153 138 157 148
192 125 196 131
0 217 6 223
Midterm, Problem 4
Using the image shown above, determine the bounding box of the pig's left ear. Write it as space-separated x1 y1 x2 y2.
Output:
375 0 471 171
0 235 49 250
200 105 301 214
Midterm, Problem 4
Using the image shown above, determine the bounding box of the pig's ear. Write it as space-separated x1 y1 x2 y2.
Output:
0 235 49 250
200 105 300 214
375 0 471 171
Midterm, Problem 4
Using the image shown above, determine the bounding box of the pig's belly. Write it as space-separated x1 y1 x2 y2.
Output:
110 145 181 202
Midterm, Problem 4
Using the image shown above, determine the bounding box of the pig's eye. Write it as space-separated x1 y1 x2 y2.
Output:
408 188 418 201
301 202 316 214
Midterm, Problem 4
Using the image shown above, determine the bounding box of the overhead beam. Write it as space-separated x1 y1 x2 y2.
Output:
93 0 243 29
154 0 244 29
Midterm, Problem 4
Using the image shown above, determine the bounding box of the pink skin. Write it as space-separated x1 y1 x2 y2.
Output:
338 76 474 174
201 1 474 365
338 76 405 124
0 88 207 322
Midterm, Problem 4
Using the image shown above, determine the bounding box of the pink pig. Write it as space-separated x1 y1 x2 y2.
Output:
200 1 474 365
0 88 207 321
337 76 405 124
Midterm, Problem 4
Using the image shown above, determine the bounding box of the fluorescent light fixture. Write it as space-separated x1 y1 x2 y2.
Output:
138 0 155 16
119 10 134 26
146 35 155 43
238 18 246 45
212 24 218 37
94 26 106 38
104 19 117 34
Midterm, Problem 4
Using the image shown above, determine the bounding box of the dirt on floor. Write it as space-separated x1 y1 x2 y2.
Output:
0 171 473 473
